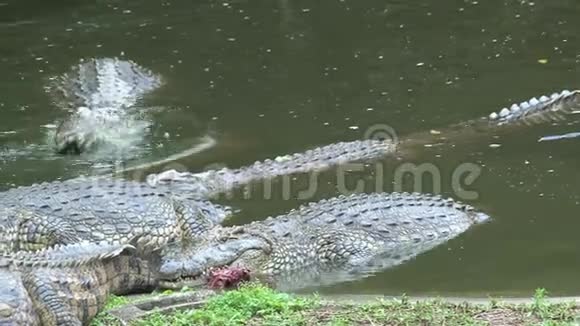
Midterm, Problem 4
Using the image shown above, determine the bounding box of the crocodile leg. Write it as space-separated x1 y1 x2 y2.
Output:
23 272 84 326
16 216 81 251
0 209 81 252
2 241 157 326
173 200 231 239
0 271 40 325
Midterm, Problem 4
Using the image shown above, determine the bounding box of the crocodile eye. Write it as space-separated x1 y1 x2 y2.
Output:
218 235 231 243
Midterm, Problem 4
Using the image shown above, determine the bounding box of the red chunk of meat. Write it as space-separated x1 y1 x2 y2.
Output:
207 267 251 289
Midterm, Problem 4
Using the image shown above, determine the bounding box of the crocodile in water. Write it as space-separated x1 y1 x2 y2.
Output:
45 57 164 154
0 90 578 254
157 192 490 291
0 138 393 253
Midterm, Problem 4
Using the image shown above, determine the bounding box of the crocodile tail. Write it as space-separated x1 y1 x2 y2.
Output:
486 90 580 126
149 140 397 195
396 89 580 152
196 89 579 192
219 140 396 186
148 91 580 195
1 241 135 268
46 57 163 110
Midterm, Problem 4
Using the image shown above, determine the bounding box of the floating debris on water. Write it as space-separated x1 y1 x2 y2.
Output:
538 132 580 142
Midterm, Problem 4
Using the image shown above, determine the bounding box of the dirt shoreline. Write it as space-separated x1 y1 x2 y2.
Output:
315 294 580 305
98 287 580 325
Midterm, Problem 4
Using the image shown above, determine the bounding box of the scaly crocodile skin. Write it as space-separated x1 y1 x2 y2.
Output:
158 192 489 291
0 241 157 326
2 89 579 254
45 57 163 154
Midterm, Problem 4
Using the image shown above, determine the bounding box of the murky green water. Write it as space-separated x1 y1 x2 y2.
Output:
1 0 579 297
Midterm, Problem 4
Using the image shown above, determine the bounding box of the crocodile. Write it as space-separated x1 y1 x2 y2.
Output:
0 182 231 253
0 89 578 254
0 194 487 323
0 239 157 326
148 89 580 192
45 57 164 154
0 139 392 252
157 192 490 291
0 193 485 324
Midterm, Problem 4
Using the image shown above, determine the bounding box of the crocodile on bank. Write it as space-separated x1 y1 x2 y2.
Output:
0 195 486 324
157 192 490 291
0 240 157 326
0 89 578 255
45 57 164 154
0 182 231 253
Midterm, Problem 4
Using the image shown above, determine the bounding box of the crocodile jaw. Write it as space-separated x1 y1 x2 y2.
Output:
157 236 269 290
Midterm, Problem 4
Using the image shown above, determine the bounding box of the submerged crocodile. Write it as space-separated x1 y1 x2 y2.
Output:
0 89 578 255
157 192 490 291
45 57 163 154
0 239 156 326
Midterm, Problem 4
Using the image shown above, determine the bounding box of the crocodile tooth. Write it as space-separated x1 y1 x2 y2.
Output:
509 105 520 113
499 108 511 117
529 97 540 106
561 90 571 96
519 101 530 109
550 93 559 99
489 112 499 120
539 95 550 102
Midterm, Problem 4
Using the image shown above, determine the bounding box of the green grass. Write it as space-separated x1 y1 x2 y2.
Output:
134 283 317 326
92 285 580 326
90 295 131 326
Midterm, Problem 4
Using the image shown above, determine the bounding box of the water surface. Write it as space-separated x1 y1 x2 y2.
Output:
0 0 579 296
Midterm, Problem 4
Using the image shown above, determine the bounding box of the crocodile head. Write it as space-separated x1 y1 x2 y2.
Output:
54 106 147 155
54 106 109 154
157 226 273 289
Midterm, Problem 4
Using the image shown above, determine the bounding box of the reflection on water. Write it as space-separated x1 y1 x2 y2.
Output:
1 0 580 296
